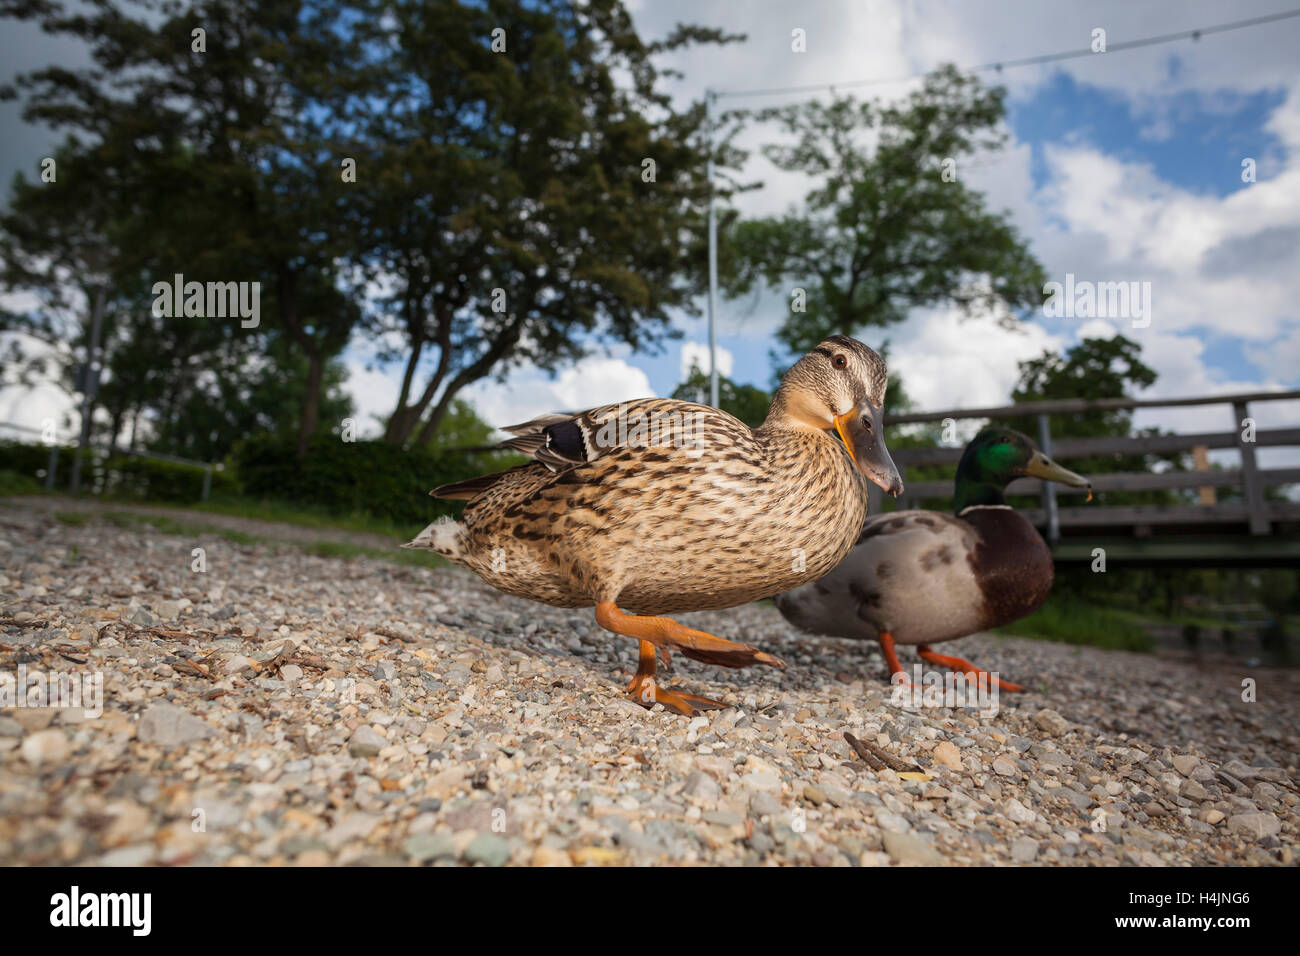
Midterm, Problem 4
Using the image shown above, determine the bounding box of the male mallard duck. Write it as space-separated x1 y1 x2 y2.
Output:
405 335 903 715
775 427 1090 691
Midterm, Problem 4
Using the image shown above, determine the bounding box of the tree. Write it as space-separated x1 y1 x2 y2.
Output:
995 334 1172 486
672 361 770 429
1009 334 1155 427
336 0 744 445
723 65 1045 358
0 0 363 453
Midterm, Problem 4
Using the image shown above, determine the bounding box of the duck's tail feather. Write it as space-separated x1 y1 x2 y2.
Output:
432 463 533 501
403 516 465 559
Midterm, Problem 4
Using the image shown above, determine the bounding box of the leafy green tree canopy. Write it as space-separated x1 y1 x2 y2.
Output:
723 65 1045 358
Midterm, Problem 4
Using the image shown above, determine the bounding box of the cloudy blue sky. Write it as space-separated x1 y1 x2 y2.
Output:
443 0 1299 464
3 0 1299 460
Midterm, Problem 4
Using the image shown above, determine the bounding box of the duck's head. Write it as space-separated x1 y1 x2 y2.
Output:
772 335 903 496
955 427 1091 511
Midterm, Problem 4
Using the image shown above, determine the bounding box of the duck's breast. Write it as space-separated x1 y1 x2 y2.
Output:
960 505 1055 629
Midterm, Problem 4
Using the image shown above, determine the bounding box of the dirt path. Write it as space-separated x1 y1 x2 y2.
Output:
5 494 403 551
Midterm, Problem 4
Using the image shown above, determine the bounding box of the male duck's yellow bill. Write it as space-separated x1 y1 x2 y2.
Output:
1024 452 1092 498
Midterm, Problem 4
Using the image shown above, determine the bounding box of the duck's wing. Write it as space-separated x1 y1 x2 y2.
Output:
433 399 743 501
431 405 621 500
497 405 620 472
499 399 743 472
854 509 979 552
433 463 537 500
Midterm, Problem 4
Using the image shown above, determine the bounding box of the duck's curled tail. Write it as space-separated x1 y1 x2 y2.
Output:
402 516 466 561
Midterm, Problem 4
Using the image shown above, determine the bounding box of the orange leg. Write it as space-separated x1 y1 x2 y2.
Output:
595 602 786 669
595 602 785 717
917 644 1025 693
624 639 727 717
877 631 912 687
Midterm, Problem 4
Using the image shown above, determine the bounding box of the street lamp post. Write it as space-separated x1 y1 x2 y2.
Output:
705 89 719 409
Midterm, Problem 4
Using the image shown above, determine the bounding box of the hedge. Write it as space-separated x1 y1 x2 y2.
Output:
0 435 514 522
0 439 237 502
232 433 519 526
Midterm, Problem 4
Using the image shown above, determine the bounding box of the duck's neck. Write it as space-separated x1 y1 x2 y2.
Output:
954 477 1007 513
762 386 837 434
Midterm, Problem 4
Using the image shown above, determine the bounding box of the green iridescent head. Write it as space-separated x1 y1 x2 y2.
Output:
953 428 1090 512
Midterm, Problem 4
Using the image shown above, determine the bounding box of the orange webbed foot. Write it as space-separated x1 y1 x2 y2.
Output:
917 644 1025 693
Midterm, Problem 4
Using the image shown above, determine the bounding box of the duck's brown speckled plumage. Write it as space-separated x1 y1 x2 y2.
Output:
419 397 869 615
405 336 900 714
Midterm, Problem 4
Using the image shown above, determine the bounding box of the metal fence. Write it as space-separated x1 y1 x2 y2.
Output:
0 421 224 502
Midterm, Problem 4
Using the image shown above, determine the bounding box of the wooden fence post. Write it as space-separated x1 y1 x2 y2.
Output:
1233 401 1269 535
1192 444 1215 506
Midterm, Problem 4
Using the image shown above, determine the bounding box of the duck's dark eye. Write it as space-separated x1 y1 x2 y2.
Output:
833 354 848 369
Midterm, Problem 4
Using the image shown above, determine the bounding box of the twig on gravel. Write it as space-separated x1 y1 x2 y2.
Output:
843 731 915 773
842 732 885 771
287 654 331 670
0 617 49 629
171 658 217 682
148 626 196 642
373 626 416 643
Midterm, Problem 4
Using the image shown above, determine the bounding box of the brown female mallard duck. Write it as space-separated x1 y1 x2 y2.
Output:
775 427 1090 691
405 335 903 715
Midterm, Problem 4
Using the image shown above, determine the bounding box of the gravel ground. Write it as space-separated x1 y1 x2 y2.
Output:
1 502 1297 867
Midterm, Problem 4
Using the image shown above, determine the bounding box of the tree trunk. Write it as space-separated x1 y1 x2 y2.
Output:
414 389 459 446
297 349 324 455
276 265 326 455
108 402 124 449
412 324 525 445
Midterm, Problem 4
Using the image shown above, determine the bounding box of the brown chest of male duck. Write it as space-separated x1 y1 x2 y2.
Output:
961 505 1056 629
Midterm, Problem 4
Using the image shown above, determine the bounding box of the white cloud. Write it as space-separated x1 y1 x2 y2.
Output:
1244 323 1300 382
680 341 733 379
0 381 71 437
1076 319 1120 340
0 330 75 439
462 356 656 435
886 307 1064 412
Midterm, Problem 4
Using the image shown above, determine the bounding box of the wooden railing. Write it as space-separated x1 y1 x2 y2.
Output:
875 390 1300 541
